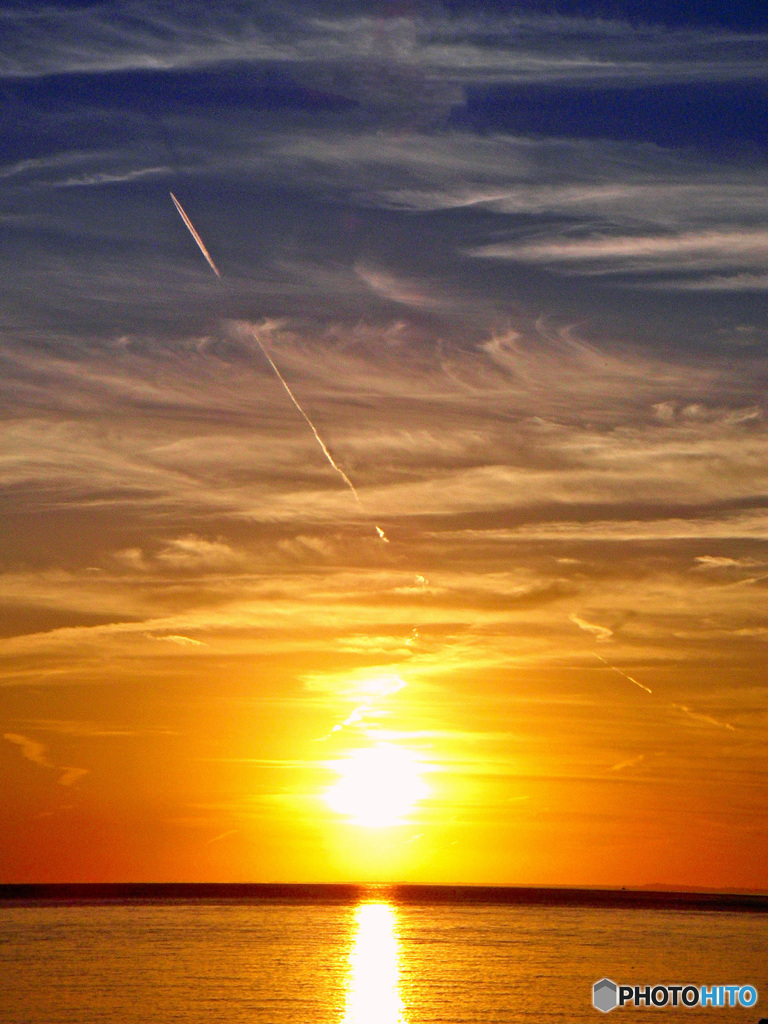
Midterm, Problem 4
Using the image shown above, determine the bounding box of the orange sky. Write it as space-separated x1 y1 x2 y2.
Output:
1 324 765 886
2 4 768 889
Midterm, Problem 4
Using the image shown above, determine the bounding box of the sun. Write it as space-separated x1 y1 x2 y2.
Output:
325 744 429 828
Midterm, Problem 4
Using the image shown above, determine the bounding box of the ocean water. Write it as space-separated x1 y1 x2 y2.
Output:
1 896 766 1023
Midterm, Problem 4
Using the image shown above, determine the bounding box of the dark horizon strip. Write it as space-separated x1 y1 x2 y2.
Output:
1 883 766 912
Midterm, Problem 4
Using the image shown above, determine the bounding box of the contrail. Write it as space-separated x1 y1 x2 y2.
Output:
593 653 652 694
251 332 363 507
170 192 221 278
169 193 388 541
578 628 740 734
252 330 390 538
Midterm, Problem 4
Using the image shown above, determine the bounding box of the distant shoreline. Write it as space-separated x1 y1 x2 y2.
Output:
1 883 766 913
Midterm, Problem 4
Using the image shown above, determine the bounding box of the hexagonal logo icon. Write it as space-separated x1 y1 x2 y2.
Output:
593 978 618 1013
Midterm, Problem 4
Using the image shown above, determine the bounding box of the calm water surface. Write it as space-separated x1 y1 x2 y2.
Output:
1 899 765 1023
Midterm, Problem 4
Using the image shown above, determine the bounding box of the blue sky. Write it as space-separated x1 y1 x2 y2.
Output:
3 1 768 338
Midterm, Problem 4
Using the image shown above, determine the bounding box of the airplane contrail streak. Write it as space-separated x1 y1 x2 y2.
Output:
170 192 221 278
251 332 363 507
168 193 388 541
253 332 390 539
593 653 653 694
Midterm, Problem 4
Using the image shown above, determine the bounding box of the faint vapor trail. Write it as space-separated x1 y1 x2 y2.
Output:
593 653 653 694
251 331 364 509
573 624 740 736
170 192 221 278
253 332 389 539
168 193 388 541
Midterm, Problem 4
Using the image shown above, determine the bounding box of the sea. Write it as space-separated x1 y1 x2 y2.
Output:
1 886 766 1023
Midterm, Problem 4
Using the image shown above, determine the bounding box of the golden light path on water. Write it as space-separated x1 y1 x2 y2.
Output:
342 903 407 1024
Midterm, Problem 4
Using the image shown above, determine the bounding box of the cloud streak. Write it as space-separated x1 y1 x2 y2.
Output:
470 229 768 283
3 732 88 786
570 614 613 643
3 732 54 769
3 5 768 86
0 319 765 535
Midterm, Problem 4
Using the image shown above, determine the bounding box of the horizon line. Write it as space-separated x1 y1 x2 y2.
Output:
2 882 766 912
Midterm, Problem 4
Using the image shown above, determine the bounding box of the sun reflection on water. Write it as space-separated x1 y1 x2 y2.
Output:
342 902 407 1024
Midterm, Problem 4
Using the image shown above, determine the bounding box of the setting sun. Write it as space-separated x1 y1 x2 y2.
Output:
325 745 429 828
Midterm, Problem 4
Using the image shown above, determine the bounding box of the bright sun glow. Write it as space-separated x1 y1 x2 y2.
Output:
325 744 428 827
343 903 406 1024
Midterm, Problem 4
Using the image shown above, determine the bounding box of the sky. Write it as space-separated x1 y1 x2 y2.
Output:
0 0 767 888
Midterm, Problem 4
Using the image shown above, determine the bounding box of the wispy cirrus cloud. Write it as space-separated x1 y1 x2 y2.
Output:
3 120 767 300
609 754 645 771
156 535 243 569
455 509 768 544
693 555 763 570
227 129 768 291
3 732 54 768
3 732 88 786
470 229 768 281
569 614 613 642
0 319 765 533
153 634 206 646
0 3 294 79
3 4 767 86
653 272 768 292
354 265 447 313
18 720 136 736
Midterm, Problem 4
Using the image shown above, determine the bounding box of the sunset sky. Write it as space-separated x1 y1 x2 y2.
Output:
1 0 767 888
